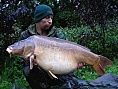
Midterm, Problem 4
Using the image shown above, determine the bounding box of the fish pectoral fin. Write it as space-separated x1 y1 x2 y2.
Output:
99 55 113 69
48 71 58 79
93 63 105 75
29 55 35 70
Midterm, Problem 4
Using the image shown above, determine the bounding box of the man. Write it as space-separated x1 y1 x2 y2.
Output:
19 4 84 89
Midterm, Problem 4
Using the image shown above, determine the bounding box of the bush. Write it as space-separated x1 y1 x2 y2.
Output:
60 20 118 60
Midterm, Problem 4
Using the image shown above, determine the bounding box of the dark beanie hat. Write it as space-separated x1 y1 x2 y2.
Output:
34 4 53 23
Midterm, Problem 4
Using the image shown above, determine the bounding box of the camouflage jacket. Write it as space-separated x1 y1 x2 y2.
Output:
19 24 66 40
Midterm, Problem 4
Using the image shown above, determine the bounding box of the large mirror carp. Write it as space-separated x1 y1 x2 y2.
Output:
6 35 113 79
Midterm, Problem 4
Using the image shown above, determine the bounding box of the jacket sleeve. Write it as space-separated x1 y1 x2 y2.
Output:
19 30 31 41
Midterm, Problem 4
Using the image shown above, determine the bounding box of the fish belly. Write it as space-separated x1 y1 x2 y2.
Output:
35 47 78 74
37 57 77 74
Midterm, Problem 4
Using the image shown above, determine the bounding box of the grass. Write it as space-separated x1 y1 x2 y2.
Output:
0 56 29 89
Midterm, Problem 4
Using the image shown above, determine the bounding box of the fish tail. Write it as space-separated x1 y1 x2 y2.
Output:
99 55 113 69
93 62 105 75
93 55 113 75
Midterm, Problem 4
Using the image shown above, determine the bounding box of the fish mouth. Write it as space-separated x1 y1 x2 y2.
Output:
6 47 13 57
6 47 12 54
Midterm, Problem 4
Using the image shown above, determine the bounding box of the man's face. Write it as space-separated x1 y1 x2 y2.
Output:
37 15 53 30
